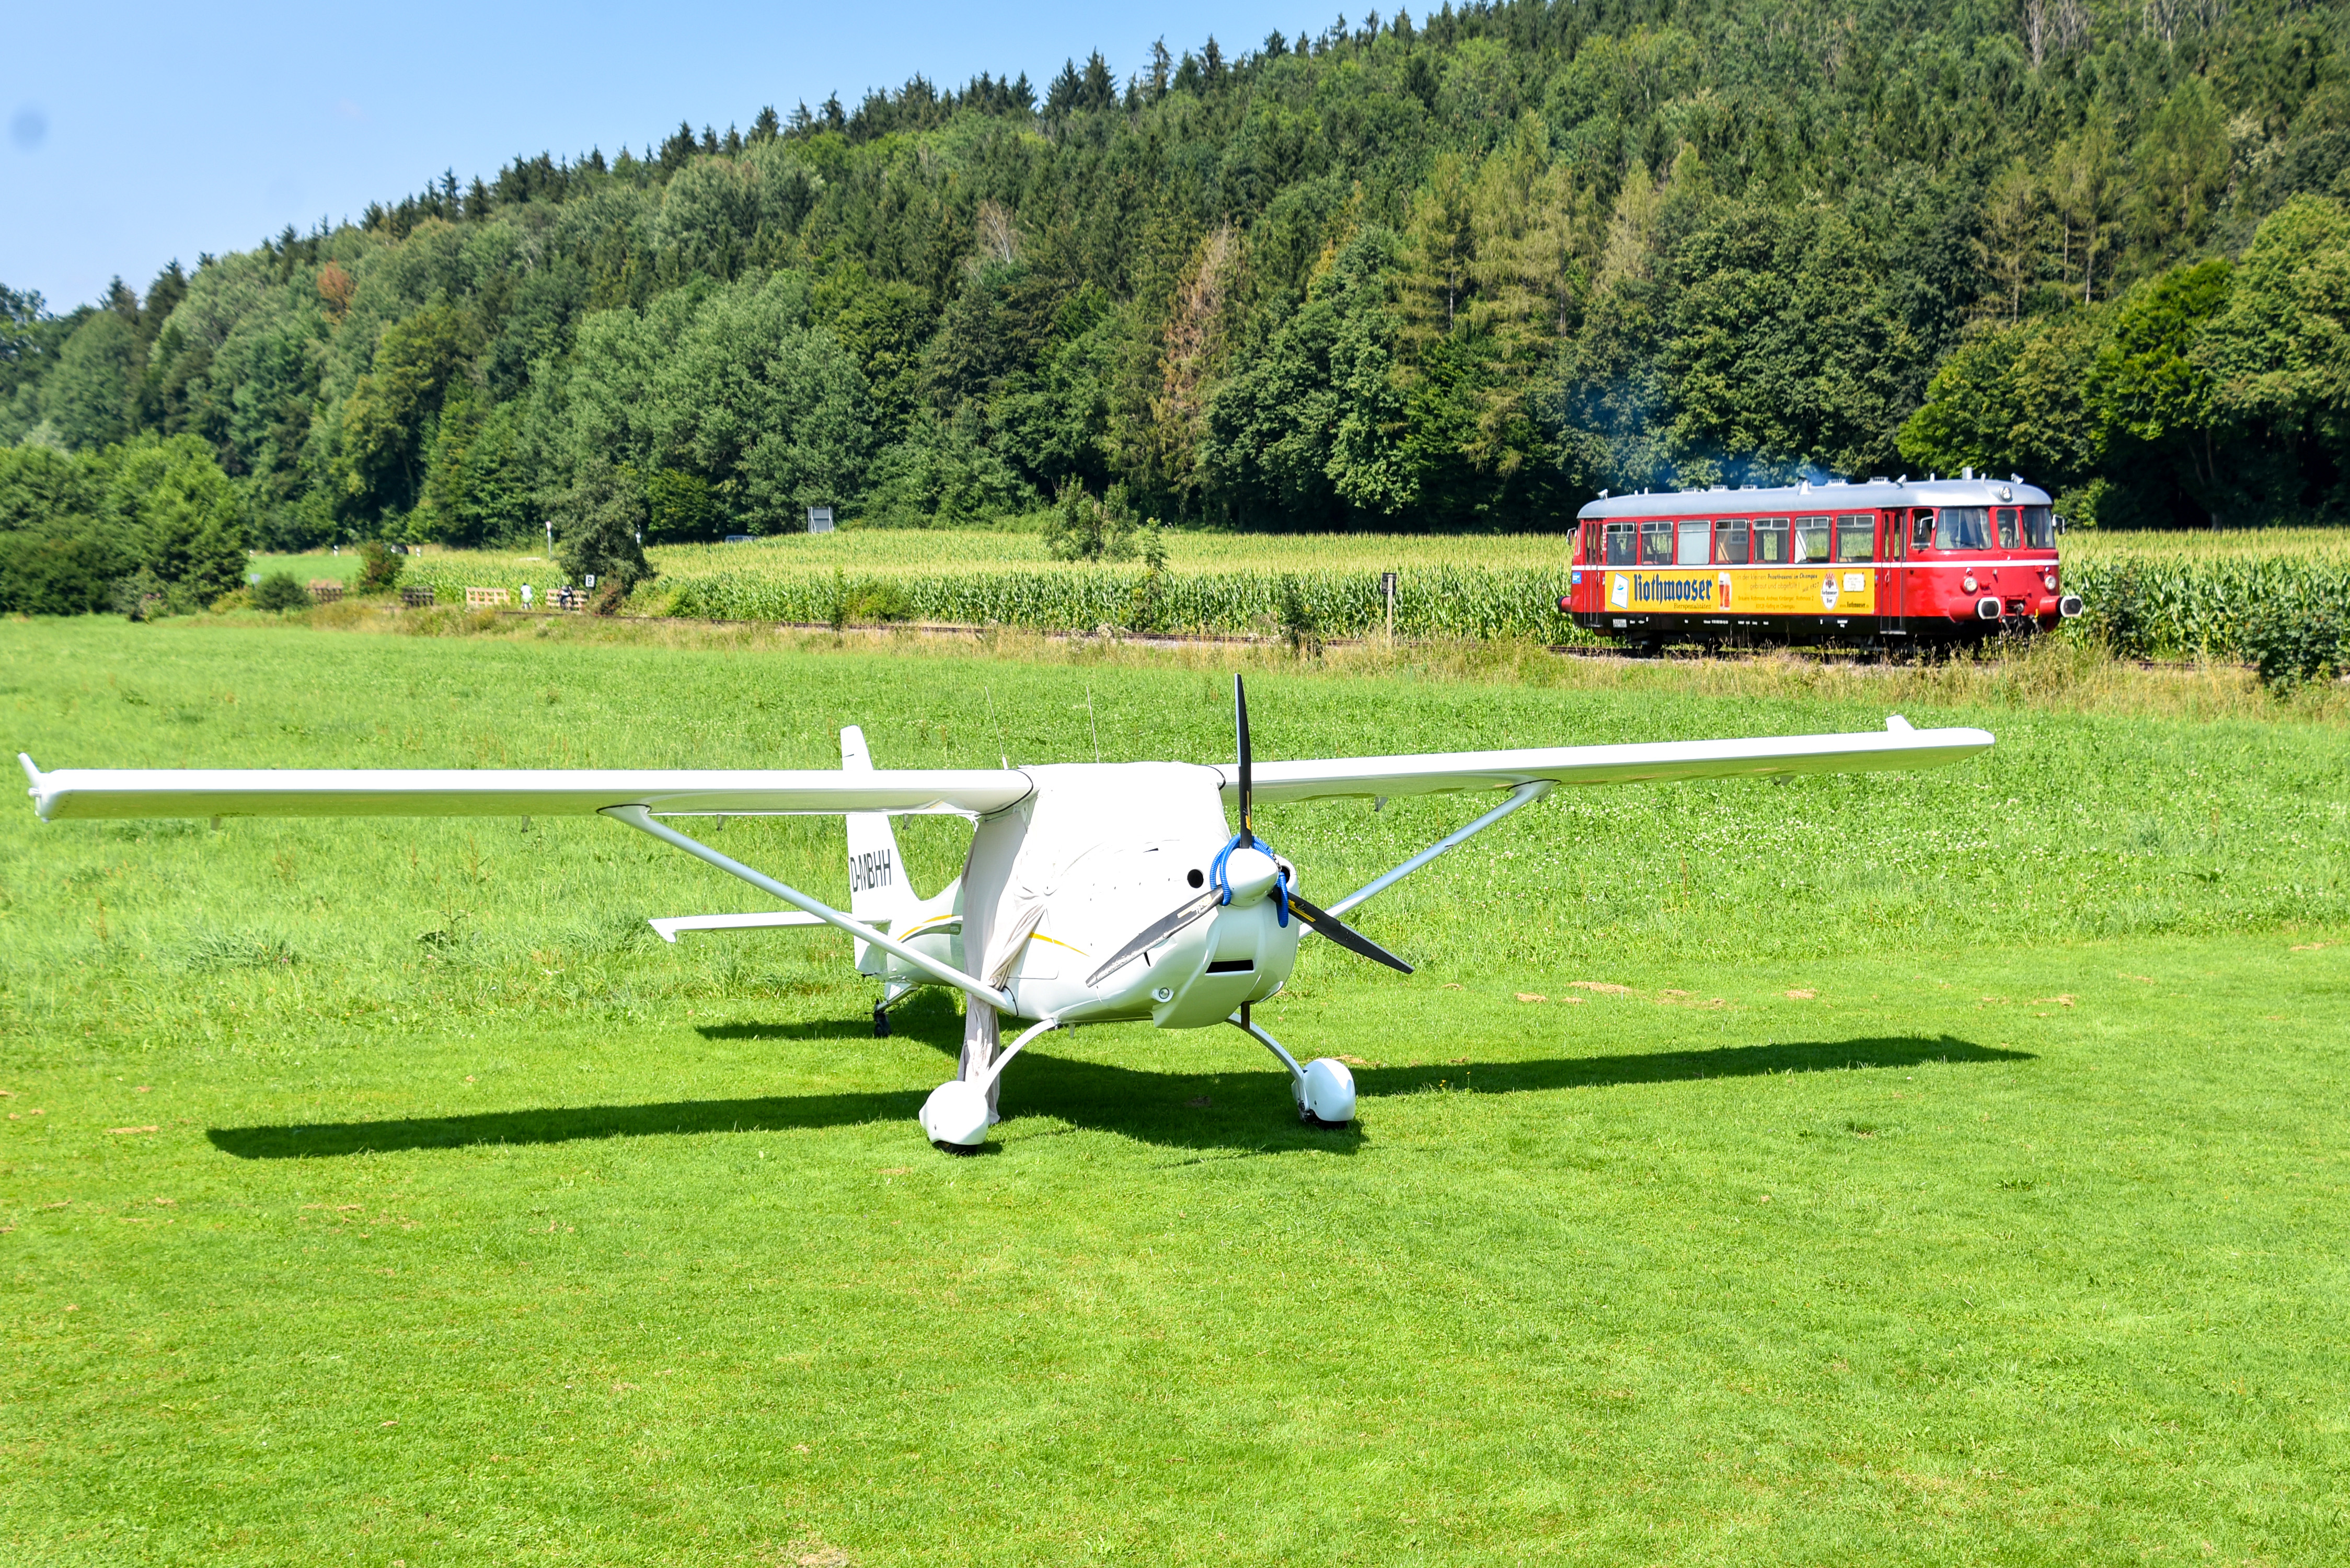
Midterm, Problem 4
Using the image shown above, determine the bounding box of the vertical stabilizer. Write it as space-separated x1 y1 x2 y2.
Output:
841 728 916 958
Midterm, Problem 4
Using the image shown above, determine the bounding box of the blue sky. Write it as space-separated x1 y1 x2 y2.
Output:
3 0 1305 312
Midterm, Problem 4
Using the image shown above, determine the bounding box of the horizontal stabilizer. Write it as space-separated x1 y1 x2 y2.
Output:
647 911 827 944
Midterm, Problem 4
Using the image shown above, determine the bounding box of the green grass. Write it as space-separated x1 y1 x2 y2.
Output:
4 618 2347 1564
246 551 364 585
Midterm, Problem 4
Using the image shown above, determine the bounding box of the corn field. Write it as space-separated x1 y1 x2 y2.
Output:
399 530 2350 656
2065 555 2350 660
634 565 1581 641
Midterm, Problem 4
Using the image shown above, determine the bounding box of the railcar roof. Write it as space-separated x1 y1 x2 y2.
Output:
1577 477 2053 520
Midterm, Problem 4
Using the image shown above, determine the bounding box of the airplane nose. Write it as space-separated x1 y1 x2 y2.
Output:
1220 846 1281 904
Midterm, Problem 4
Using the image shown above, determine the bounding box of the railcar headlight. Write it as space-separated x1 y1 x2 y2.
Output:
2043 570 2058 592
1961 573 1978 594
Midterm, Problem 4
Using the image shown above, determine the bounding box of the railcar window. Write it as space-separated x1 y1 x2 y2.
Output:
1604 521 1637 564
1884 514 1907 560
1753 517 1790 563
1794 514 1833 563
1911 509 1935 550
1677 520 1711 565
1934 506 1993 549
1835 513 1875 562
2023 505 2054 548
1996 507 2020 548
1640 520 1675 565
1714 519 1750 564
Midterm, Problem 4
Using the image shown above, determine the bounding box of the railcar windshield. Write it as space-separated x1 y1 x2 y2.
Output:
1754 517 1791 563
1604 520 1637 564
2023 505 2055 548
1794 515 1833 563
1933 506 1994 549
1714 518 1750 564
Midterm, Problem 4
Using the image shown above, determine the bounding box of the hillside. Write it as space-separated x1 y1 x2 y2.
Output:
4 0 2348 577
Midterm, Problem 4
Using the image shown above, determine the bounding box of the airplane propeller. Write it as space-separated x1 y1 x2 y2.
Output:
1086 675 1410 988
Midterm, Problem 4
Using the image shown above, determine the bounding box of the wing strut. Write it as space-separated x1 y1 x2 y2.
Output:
603 805 1012 1010
1328 780 1552 918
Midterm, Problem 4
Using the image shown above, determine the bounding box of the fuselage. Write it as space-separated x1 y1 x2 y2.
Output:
863 763 1302 1028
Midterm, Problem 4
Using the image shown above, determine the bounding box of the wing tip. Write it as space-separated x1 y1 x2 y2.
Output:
19 754 53 821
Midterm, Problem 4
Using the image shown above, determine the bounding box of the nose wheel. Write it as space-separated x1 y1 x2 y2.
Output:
1229 1011 1356 1129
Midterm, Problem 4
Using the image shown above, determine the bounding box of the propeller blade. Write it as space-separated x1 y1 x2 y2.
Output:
1234 674 1252 838
1084 887 1223 988
1286 889 1414 974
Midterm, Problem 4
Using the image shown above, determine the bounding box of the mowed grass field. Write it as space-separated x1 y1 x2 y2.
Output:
3 617 2347 1565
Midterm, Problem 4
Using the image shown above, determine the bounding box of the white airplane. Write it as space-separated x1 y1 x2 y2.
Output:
19 679 1991 1151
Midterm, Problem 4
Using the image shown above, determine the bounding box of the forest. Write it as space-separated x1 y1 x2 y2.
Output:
4 0 2349 613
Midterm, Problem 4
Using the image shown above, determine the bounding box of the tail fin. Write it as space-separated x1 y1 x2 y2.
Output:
841 727 916 939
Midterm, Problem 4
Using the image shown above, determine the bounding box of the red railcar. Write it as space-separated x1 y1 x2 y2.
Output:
1559 476 2084 648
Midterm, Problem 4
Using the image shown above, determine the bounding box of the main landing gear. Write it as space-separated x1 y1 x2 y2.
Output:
920 1016 1061 1152
871 983 917 1038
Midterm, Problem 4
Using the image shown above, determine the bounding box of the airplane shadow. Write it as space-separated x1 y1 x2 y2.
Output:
204 1030 2027 1161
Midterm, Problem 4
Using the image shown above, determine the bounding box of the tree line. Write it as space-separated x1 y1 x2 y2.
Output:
3 0 2347 615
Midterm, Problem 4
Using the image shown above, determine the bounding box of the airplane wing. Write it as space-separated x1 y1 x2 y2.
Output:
18 756 1033 823
1216 718 1992 803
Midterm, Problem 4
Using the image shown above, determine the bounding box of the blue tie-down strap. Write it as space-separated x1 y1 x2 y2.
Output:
1211 831 1289 927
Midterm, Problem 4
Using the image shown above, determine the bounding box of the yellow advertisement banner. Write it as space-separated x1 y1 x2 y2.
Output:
1605 568 1876 616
